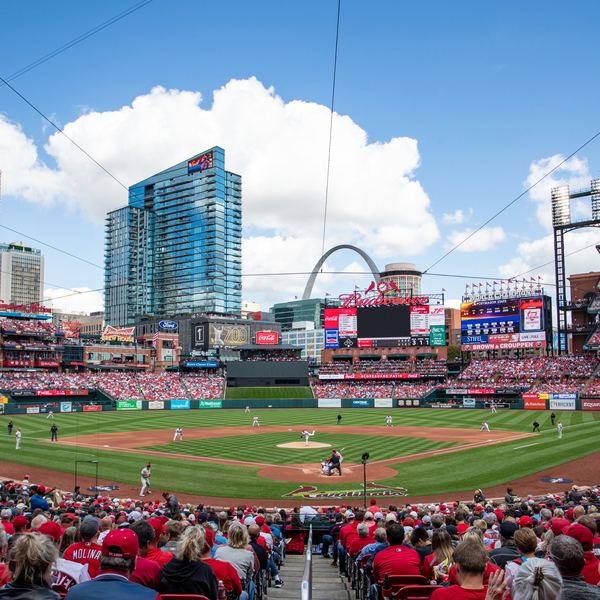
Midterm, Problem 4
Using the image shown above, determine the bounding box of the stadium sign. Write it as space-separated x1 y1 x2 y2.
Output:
549 398 576 410
256 331 278 344
582 400 600 411
339 292 429 309
283 483 408 500
0 301 51 315
159 320 178 330
102 325 135 342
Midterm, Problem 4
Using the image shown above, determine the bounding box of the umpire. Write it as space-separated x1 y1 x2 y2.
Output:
7 421 13 435
51 423 58 441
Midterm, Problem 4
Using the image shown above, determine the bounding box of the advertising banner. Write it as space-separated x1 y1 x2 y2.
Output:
462 341 546 351
171 399 190 410
0 404 3 414
429 325 445 346
149 401 165 410
102 325 135 343
463 398 476 408
60 402 72 413
185 361 219 368
324 330 339 348
352 399 371 407
116 400 142 411
319 373 420 380
552 393 577 400
318 398 342 408
209 323 250 347
199 400 222 409
467 389 496 395
255 331 278 345
37 390 88 397
83 405 102 412
35 360 61 367
3 360 30 367
27 406 40 414
582 400 600 411
397 399 421 407
524 398 547 410
374 398 393 408
549 398 576 410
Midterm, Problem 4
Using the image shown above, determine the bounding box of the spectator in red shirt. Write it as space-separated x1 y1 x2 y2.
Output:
0 510 14 536
565 523 600 586
422 529 454 583
145 518 174 568
430 541 489 600
372 523 421 583
63 517 103 578
0 524 9 586
128 520 162 591
201 538 246 600
348 523 374 559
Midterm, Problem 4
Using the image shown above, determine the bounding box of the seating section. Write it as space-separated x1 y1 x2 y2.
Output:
182 375 224 399
137 373 188 400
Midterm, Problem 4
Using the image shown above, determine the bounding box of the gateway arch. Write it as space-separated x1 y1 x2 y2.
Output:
302 244 380 300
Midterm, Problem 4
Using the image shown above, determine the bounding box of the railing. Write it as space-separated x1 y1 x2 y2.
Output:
300 525 313 600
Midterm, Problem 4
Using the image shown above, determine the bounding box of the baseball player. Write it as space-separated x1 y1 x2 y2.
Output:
490 400 497 414
532 420 540 433
301 430 316 446
245 406 250 413
15 428 21 449
140 462 151 496
252 415 260 427
46 409 54 419
173 427 183 441
332 448 344 464
51 423 58 441
558 421 563 439
386 415 393 426
480 421 490 432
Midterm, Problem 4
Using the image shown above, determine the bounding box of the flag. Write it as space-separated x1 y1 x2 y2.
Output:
493 281 498 285
442 288 446 292
325 293 331 297
294 296 298 299
466 284 470 289
531 277 535 282
152 332 159 348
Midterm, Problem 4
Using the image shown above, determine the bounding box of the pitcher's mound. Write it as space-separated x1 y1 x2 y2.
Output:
277 441 332 449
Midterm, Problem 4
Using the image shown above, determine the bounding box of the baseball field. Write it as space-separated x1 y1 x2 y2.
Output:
1 408 599 505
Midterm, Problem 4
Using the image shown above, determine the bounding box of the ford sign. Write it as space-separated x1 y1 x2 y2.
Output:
159 320 178 330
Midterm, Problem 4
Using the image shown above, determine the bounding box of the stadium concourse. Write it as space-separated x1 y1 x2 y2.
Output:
2 475 600 600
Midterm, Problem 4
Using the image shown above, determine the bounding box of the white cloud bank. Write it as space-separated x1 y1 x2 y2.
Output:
1 78 440 305
446 226 506 253
44 287 104 315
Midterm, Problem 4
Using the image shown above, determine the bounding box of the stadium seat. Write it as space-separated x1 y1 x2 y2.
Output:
160 595 210 600
395 585 441 599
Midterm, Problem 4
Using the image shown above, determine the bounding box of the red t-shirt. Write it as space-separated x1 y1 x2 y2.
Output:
205 557 243 596
431 586 487 600
373 545 421 582
582 552 600 586
447 562 501 587
0 563 10 586
348 536 375 558
146 547 174 568
339 522 357 548
130 556 162 591
63 541 102 579
1 521 14 535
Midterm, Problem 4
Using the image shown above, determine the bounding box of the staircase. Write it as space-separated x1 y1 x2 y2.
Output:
268 553 350 600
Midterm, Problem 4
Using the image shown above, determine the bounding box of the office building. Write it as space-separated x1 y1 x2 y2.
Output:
0 242 44 305
271 298 340 332
378 262 422 296
105 147 242 326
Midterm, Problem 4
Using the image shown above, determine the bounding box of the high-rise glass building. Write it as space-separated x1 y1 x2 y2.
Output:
105 147 242 326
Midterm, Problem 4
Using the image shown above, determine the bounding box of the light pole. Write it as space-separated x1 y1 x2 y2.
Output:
362 452 369 509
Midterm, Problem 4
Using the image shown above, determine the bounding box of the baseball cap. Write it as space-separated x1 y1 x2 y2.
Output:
518 516 533 528
37 486 45 494
421 515 431 525
446 525 459 536
374 512 383 521
255 516 265 526
244 516 256 526
370 499 377 505
345 511 355 519
80 517 100 539
565 508 574 520
403 517 415 527
39 521 62 542
499 521 518 539
386 512 397 522
551 518 571 536
102 529 139 559
148 517 166 540
565 524 594 551
197 512 208 523
13 515 28 528
365 511 373 520
128 511 142 522
61 513 75 521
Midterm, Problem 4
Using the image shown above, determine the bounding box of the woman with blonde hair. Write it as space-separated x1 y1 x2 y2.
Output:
422 529 454 583
214 522 255 588
161 525 218 600
0 532 60 599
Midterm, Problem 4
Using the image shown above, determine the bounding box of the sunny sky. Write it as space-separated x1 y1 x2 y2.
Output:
2 0 600 317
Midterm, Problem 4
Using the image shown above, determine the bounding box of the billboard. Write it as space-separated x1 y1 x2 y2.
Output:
171 399 190 410
186 361 219 368
62 320 81 339
60 402 72 413
208 323 250 347
318 398 342 408
116 400 142 410
324 304 445 348
524 396 547 410
102 325 135 343
461 295 551 350
582 400 600 411
255 331 278 345
374 398 393 408
188 151 213 174
149 401 164 410
199 400 222 409
549 398 576 410
83 405 102 412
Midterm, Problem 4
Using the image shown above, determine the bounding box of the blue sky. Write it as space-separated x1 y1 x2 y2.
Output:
2 0 600 316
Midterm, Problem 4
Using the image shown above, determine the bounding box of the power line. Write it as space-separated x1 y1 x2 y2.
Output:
423 129 600 274
0 0 155 86
320 0 342 262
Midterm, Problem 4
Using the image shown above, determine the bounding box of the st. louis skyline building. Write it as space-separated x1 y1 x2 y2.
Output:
104 147 242 326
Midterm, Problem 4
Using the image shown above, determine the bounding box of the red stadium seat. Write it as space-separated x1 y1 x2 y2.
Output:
395 585 441 599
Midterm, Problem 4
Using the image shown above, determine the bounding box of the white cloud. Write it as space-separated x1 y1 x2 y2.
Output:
442 208 471 225
1 77 441 302
44 287 103 315
444 298 462 310
446 226 507 252
525 154 590 231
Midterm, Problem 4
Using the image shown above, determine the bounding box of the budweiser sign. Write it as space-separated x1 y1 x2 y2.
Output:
101 325 135 342
255 331 278 345
339 293 429 309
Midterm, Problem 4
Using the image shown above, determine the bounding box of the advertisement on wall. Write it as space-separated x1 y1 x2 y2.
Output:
352 399 371 407
324 330 339 348
102 325 135 343
255 331 278 345
318 398 342 408
463 398 476 408
37 390 88 396
374 398 393 408
60 402 72 413
549 398 576 410
524 397 547 410
199 400 222 409
116 400 142 411
186 361 219 368
83 405 102 412
171 399 190 410
582 400 600 411
149 401 165 410
209 323 250 347
27 406 40 414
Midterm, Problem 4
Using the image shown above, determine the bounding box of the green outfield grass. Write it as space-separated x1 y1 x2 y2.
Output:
0 408 598 500
225 387 313 399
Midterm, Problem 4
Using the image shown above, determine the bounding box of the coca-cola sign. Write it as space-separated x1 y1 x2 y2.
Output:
256 331 278 345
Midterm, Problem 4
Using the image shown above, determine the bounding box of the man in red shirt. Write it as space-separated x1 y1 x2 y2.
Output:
145 517 174 567
63 516 103 578
430 541 488 600
348 523 375 559
372 523 421 583
565 523 600 586
129 520 162 591
0 510 13 535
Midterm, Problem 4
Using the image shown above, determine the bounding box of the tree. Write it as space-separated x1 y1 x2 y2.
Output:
446 346 461 361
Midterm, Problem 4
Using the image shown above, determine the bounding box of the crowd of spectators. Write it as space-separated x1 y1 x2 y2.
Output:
242 352 299 361
311 382 435 399
137 374 188 401
582 380 600 397
181 375 224 400
345 383 394 399
95 373 143 401
415 360 448 377
353 361 413 375
394 383 436 398
529 382 583 394
543 355 598 379
319 363 350 375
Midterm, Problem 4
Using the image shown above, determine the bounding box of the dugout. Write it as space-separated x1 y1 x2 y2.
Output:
227 360 309 387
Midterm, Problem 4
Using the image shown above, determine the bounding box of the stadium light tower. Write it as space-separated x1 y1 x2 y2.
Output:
552 180 600 354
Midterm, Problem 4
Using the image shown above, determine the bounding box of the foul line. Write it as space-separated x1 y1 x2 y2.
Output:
514 443 540 450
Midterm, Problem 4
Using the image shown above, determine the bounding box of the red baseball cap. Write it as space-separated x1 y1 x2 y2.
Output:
13 516 28 528
565 524 594 551
370 499 377 505
148 517 166 540
255 516 265 526
518 516 533 528
102 529 139 559
61 514 75 521
39 521 62 542
551 518 570 536
37 486 45 494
